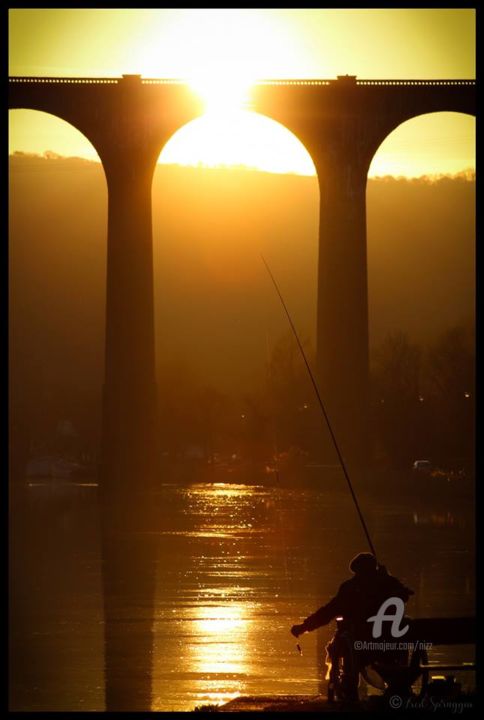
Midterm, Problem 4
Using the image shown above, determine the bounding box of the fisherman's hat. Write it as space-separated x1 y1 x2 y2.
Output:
349 552 377 574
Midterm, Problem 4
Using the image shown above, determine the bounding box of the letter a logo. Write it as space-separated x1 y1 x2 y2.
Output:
367 597 409 638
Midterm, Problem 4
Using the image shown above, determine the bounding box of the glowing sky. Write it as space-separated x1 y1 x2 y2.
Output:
8 9 475 177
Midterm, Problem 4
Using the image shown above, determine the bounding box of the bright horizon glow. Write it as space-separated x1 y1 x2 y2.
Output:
9 107 474 179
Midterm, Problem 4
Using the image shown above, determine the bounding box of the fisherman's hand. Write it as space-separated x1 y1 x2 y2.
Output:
291 624 305 638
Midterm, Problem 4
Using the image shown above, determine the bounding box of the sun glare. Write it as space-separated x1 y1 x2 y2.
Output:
144 9 303 116
191 79 249 114
189 64 255 115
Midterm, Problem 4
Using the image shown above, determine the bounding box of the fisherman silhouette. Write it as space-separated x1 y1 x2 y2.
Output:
290 552 414 701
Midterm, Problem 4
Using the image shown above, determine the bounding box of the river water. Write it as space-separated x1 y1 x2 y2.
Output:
9 475 475 711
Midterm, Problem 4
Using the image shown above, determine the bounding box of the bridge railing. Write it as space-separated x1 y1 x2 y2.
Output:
8 76 192 85
253 78 475 86
8 77 120 84
8 76 475 87
354 79 475 86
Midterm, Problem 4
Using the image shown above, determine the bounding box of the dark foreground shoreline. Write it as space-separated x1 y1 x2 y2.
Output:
201 692 478 713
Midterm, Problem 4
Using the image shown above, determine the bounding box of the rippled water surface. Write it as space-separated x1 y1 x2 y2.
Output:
9 476 475 711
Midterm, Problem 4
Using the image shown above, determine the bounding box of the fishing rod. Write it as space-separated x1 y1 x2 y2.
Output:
261 255 377 560
265 332 303 657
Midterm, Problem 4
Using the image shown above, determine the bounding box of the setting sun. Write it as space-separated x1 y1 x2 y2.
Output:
190 75 253 115
172 11 273 114
159 111 315 175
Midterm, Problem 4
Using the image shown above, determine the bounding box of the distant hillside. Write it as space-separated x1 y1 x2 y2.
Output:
9 154 475 404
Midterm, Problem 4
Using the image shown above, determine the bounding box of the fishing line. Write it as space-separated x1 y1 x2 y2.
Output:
261 255 377 560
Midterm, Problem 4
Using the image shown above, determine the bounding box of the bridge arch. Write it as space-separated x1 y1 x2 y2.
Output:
9 107 107 166
9 109 108 479
368 110 475 179
151 111 320 457
245 82 475 472
366 110 475 351
7 92 110 165
157 109 316 176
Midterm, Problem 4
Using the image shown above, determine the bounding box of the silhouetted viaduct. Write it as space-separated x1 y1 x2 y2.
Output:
9 75 475 710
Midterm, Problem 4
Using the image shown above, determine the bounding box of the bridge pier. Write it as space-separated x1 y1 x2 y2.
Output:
101 161 158 495
99 155 160 711
315 160 370 476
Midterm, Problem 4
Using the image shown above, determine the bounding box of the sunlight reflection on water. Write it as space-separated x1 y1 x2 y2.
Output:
152 481 475 710
10 477 475 711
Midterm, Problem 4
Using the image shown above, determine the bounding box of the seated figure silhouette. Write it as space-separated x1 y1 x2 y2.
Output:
291 552 414 701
